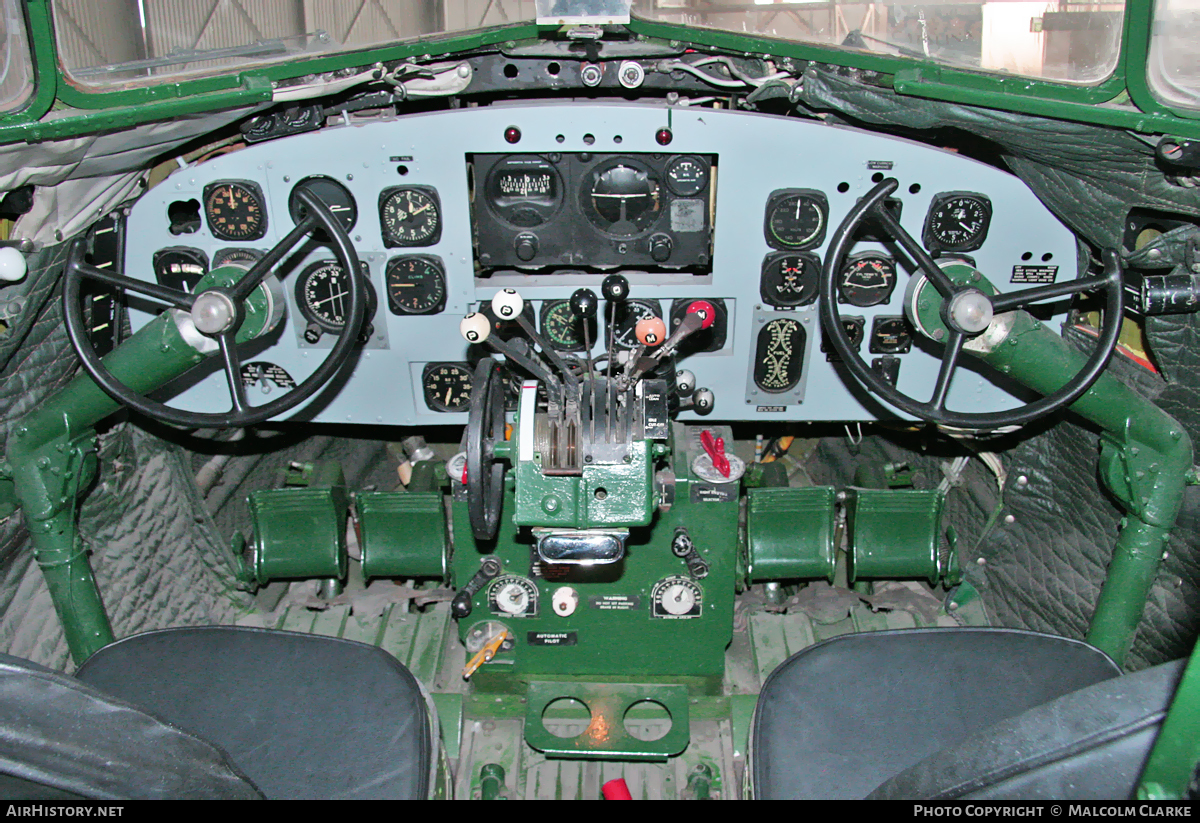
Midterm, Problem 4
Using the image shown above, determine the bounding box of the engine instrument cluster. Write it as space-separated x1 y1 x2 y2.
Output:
123 103 1077 425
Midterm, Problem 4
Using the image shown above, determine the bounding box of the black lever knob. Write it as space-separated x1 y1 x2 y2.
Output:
601 274 629 303
570 288 598 319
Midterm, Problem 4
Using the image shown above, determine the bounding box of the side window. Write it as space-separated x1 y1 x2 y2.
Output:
1148 0 1200 110
0 0 33 113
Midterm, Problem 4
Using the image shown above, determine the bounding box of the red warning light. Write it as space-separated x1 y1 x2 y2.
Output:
504 126 521 144
655 128 673 146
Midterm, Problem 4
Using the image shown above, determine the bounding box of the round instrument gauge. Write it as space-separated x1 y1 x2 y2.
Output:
422 362 473 412
584 160 662 237
380 187 442 247
923 193 992 252
837 253 898 308
289 176 357 234
385 256 446 315
483 156 564 228
295 259 376 333
760 252 819 307
540 299 592 352
487 575 539 617
204 181 266 241
765 190 827 250
152 247 208 293
212 248 263 268
665 156 709 197
608 299 662 350
651 576 703 618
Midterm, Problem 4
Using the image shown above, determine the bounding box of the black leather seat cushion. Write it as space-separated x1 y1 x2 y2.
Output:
752 628 1122 800
76 626 431 800
0 653 259 799
869 659 1183 800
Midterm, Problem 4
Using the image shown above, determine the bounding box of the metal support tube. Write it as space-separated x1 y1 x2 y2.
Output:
5 313 205 663
973 311 1192 664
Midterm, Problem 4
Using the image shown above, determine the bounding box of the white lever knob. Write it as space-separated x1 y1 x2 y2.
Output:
491 288 523 319
460 312 491 343
675 369 695 396
0 247 27 282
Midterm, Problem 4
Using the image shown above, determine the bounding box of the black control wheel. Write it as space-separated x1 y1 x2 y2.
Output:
467 359 507 541
63 190 367 428
820 178 1124 430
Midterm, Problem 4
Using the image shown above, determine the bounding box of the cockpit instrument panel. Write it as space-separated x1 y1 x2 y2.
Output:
123 103 1079 424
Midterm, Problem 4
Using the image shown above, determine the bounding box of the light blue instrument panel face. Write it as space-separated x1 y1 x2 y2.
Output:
123 103 1078 425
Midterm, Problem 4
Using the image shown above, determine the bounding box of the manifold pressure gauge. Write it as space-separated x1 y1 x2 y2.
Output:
651 576 703 619
488 575 539 617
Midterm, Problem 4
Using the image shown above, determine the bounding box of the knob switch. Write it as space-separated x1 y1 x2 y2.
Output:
514 233 538 262
649 234 672 263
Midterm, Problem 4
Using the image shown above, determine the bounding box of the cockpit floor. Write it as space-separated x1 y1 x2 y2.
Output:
235 570 981 799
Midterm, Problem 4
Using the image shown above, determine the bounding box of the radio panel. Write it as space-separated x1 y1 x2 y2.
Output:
470 152 715 272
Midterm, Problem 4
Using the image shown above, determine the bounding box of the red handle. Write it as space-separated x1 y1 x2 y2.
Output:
602 778 633 800
700 429 731 478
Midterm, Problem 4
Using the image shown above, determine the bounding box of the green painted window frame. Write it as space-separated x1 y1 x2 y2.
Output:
2 0 1199 146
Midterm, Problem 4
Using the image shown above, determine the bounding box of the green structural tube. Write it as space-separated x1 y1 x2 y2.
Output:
971 311 1192 665
5 313 204 663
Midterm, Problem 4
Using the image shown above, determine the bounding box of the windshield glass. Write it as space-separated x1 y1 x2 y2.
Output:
52 1 1126 89
52 0 538 88
633 1 1125 86
1148 0 1200 110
